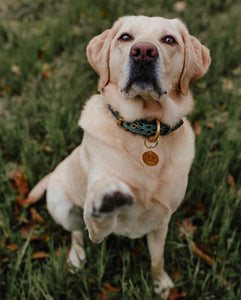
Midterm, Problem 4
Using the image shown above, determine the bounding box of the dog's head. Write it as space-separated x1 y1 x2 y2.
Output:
87 16 211 100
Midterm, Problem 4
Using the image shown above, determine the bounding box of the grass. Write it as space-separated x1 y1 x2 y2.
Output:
0 0 241 299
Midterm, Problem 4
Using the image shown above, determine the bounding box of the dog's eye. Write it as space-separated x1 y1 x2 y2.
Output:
118 33 133 42
161 36 178 45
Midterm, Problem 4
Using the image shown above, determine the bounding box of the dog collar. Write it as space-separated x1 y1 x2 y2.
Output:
108 104 183 141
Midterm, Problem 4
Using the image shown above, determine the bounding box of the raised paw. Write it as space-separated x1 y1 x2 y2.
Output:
91 191 133 218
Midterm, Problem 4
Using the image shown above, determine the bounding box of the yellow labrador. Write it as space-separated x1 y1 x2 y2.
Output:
28 16 211 299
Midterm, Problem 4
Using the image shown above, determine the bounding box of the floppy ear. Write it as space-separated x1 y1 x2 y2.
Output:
86 18 124 91
180 32 211 95
86 30 113 90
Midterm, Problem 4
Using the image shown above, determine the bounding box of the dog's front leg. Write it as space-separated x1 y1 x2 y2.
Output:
147 226 174 299
84 178 134 244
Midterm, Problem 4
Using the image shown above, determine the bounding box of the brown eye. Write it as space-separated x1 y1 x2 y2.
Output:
162 35 178 45
118 33 133 42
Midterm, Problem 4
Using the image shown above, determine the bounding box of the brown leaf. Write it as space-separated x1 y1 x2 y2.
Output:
33 251 49 259
41 63 52 79
194 121 201 135
222 79 233 91
191 241 213 266
30 208 45 224
6 244 18 251
44 145 53 152
16 196 29 208
204 235 219 249
2 257 9 263
20 222 39 237
227 174 235 189
10 168 29 199
31 234 49 242
190 202 206 215
207 122 214 129
14 216 30 223
168 288 187 300
0 239 6 247
176 219 196 239
172 269 181 280
100 10 107 17
97 282 121 300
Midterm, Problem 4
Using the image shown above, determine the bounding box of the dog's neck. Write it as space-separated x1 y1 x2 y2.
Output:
101 83 194 126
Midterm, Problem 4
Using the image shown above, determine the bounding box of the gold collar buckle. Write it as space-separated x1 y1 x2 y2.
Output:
117 116 127 131
147 119 161 142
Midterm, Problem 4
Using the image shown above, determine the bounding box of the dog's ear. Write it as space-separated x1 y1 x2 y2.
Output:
86 19 124 91
180 29 211 95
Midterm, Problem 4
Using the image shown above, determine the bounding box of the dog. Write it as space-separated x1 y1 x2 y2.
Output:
27 16 211 299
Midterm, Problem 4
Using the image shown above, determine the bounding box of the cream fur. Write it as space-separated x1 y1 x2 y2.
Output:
28 16 211 299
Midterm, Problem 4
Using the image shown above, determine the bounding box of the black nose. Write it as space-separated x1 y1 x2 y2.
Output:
130 42 158 63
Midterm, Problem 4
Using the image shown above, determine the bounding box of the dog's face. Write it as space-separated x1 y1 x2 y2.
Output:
87 16 211 100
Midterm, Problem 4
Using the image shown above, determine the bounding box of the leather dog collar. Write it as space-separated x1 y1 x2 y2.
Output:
108 104 183 141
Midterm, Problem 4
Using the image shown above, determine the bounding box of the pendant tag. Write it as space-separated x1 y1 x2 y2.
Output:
142 150 159 166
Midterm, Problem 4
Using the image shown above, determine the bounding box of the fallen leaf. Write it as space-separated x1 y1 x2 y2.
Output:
227 174 235 189
31 234 49 242
30 208 45 224
6 244 18 251
4 86 12 93
222 79 233 91
194 121 201 135
0 239 6 247
100 10 107 17
176 219 196 239
172 269 181 280
10 168 29 198
191 241 213 266
204 235 219 249
44 145 53 152
16 196 29 208
2 257 9 263
14 216 30 223
20 222 39 237
33 251 49 259
97 282 121 300
168 288 187 300
42 63 52 79
207 122 214 129
190 202 206 215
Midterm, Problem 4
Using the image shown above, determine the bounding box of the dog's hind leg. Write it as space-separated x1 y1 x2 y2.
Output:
46 177 86 269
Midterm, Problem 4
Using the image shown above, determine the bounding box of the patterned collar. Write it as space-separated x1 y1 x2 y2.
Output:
108 104 183 140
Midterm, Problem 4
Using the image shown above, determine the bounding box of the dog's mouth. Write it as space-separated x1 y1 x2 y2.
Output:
120 52 167 101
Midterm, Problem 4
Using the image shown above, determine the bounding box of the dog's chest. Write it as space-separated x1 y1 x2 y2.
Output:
113 201 168 238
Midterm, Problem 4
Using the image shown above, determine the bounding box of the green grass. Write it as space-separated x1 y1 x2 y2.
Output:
0 0 241 299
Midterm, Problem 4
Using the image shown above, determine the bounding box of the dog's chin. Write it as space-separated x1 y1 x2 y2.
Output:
120 83 167 102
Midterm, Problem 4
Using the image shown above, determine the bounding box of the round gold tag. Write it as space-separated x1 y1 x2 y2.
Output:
142 151 159 166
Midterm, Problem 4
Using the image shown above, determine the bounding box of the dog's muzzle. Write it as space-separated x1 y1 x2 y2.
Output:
122 42 165 98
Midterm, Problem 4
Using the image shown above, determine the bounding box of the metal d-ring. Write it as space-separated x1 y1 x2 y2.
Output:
148 119 161 143
144 138 158 149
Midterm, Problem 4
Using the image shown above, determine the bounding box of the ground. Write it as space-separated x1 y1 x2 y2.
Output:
0 0 240 299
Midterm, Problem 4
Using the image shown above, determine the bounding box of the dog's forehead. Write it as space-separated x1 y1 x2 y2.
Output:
117 16 181 36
